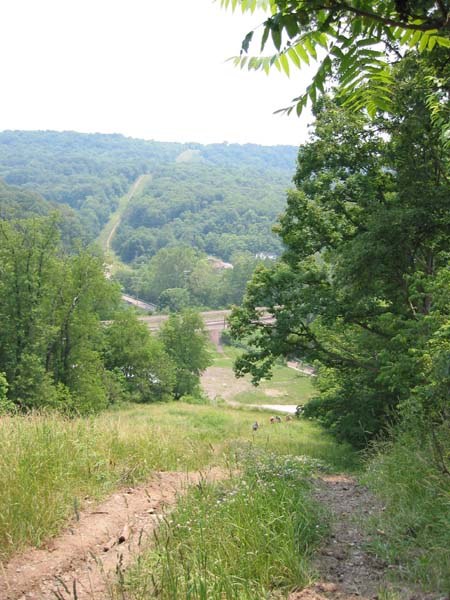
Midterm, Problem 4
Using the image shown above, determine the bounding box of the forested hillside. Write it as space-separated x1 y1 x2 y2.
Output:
0 131 296 243
113 163 288 262
0 179 53 219
0 131 296 310
0 180 86 245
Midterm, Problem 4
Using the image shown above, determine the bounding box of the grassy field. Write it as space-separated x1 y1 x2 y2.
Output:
0 401 356 562
213 345 316 406
0 344 358 598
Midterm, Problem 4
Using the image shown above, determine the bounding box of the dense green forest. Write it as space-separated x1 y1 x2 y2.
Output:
0 131 296 407
113 163 288 262
0 131 296 242
0 217 211 413
0 130 295 309
112 161 292 308
119 247 270 310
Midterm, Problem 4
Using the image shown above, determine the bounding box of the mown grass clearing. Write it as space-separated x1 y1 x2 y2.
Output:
212 345 316 406
0 402 356 562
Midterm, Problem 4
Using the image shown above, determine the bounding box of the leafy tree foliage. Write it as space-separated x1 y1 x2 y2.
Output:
159 311 212 398
0 373 9 411
118 246 272 310
157 288 192 313
224 0 450 121
113 163 291 263
229 56 450 448
0 217 120 412
0 131 297 242
0 132 295 308
0 180 86 246
103 311 175 402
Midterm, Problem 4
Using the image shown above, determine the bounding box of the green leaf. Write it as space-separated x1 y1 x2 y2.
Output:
261 24 270 51
351 18 362 37
288 47 301 69
304 36 317 59
418 34 429 53
409 30 422 47
271 26 282 51
435 36 450 48
427 36 437 51
295 43 310 65
366 100 377 118
313 32 329 49
280 53 290 76
283 15 299 39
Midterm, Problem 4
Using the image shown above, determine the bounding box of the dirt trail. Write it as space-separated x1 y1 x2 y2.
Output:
0 468 227 600
103 175 149 255
290 475 392 600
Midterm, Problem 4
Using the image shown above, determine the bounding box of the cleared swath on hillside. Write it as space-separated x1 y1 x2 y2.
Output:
113 162 293 263
0 130 297 243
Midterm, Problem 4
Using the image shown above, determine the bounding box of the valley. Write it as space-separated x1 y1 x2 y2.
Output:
1 112 449 598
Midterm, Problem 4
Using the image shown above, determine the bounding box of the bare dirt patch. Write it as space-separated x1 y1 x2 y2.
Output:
264 388 286 398
0 468 227 600
201 366 252 400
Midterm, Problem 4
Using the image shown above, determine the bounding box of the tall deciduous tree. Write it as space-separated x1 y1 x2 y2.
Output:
229 56 450 448
0 216 120 412
159 310 212 398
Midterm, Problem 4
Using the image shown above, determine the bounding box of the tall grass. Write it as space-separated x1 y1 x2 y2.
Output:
123 450 327 599
0 409 212 560
0 404 356 561
364 427 450 594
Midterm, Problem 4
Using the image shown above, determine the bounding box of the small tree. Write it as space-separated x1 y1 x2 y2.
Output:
0 372 12 412
157 288 190 313
104 310 175 402
159 310 212 398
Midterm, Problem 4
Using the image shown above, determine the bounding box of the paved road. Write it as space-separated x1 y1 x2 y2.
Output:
139 310 272 333
122 294 157 312
226 399 298 414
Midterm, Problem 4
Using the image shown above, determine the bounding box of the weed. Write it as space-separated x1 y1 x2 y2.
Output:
124 449 327 599
363 428 450 594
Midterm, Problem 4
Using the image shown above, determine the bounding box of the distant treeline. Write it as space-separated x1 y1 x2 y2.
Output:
0 130 297 243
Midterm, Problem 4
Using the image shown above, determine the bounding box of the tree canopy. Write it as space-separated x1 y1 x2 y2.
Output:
113 163 289 263
229 55 450 449
224 1 450 124
159 311 212 398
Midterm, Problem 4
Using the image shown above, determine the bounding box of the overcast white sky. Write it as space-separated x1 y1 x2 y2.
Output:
0 0 314 146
